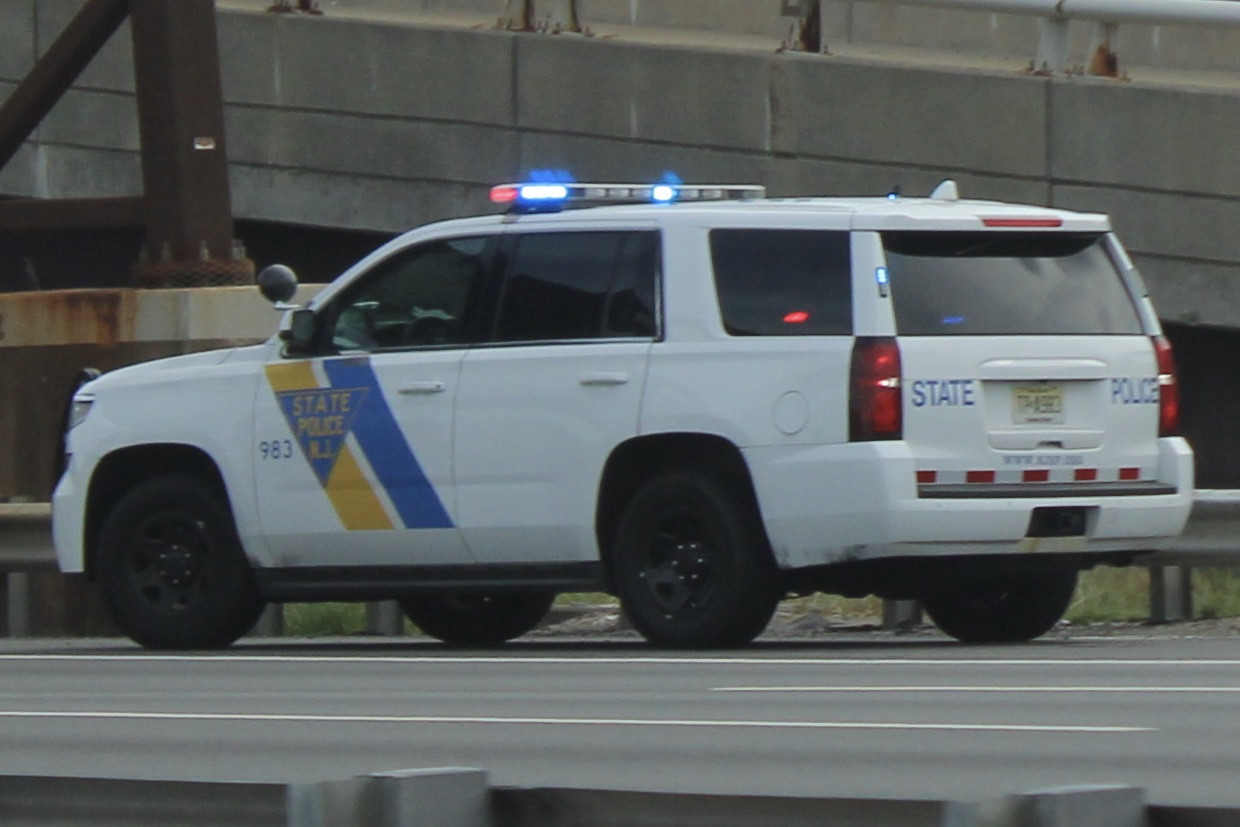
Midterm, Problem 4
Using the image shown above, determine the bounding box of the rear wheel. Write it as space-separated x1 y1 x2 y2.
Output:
95 475 265 649
611 470 781 648
398 592 555 646
922 570 1078 643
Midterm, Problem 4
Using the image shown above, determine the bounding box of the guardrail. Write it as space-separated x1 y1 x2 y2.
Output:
2 770 1237 826
785 0 1240 75
4 495 1239 638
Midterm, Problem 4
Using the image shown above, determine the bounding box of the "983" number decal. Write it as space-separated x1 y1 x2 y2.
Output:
259 439 295 460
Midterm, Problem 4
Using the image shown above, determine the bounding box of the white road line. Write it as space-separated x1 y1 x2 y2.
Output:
2 654 1240 667
0 709 1154 734
714 685 1240 693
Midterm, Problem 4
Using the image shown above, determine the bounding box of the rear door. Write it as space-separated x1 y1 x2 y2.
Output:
880 230 1168 495
453 227 660 564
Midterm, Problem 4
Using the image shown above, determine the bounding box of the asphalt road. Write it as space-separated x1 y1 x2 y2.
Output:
1 632 1239 808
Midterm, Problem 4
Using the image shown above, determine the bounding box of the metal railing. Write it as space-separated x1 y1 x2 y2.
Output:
5 496 1239 638
784 0 1240 75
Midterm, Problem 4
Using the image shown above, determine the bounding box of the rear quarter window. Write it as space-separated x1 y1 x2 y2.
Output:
883 232 1143 336
710 229 852 336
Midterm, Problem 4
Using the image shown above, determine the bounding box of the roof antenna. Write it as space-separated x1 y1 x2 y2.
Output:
930 179 960 201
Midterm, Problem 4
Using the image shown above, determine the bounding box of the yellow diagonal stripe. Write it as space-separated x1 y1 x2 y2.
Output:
264 361 393 531
265 361 318 393
325 446 394 530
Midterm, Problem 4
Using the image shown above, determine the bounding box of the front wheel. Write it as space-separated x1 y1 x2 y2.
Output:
95 475 265 649
611 470 781 649
922 570 1078 643
398 592 555 646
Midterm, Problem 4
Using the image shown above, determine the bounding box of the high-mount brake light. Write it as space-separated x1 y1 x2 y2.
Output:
489 181 766 212
1154 335 1180 437
982 217 1064 228
850 337 903 442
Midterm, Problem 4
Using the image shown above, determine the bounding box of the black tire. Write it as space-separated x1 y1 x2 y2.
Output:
95 475 265 649
922 570 1078 643
611 470 781 649
398 592 555 646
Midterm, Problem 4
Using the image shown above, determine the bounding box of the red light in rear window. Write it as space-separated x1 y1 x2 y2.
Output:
783 311 811 324
982 217 1064 228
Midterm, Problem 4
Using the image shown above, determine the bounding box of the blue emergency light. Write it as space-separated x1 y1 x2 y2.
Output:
490 180 766 212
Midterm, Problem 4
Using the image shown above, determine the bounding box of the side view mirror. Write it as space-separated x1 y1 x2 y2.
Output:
257 264 299 306
284 308 317 352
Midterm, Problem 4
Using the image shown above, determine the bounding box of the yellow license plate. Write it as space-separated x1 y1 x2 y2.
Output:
1012 384 1064 424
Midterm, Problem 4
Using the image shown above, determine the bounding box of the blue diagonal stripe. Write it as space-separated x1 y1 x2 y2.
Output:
323 357 453 529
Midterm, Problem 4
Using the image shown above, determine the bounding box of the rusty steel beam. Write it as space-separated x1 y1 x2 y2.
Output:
0 0 130 171
128 0 251 286
0 196 144 231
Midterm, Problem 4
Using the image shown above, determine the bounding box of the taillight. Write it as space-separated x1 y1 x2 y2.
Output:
1154 335 1179 437
850 336 902 441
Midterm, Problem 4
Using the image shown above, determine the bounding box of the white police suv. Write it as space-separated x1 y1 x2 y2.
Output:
53 179 1194 649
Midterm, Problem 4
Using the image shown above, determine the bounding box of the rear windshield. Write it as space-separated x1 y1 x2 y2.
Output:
883 232 1143 336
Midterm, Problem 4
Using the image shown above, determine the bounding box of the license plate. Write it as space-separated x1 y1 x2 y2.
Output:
1012 384 1064 424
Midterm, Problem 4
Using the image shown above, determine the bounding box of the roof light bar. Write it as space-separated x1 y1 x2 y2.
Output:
490 181 766 210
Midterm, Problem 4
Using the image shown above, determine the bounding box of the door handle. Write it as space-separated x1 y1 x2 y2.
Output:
580 372 630 387
398 381 446 395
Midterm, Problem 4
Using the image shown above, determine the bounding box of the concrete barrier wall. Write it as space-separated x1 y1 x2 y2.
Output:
3 1 1238 327
1 770 1237 827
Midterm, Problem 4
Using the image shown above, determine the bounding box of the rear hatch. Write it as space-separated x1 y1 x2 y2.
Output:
883 229 1173 498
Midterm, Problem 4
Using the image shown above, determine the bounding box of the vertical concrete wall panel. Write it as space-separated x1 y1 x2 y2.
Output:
516 37 774 152
225 107 518 188
270 14 515 126
517 132 770 189
39 88 140 152
1050 81 1240 197
35 144 141 199
771 59 1049 178
0 0 36 79
230 165 487 233
36 0 134 93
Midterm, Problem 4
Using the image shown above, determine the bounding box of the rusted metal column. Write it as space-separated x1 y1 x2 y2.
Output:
500 0 583 33
780 0 826 54
129 0 252 287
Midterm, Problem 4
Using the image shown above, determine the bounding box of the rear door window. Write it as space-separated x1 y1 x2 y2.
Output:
883 232 1142 336
492 231 659 343
710 229 853 336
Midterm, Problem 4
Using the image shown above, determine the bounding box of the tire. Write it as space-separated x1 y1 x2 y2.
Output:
611 470 781 649
95 475 265 649
922 569 1078 643
398 592 555 646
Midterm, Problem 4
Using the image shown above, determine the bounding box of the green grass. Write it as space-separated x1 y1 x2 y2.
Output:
276 568 1240 637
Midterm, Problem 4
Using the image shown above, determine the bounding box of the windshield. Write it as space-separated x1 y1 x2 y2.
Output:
883 232 1143 336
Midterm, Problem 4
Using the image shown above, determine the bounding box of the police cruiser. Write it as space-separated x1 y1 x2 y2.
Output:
53 179 1194 649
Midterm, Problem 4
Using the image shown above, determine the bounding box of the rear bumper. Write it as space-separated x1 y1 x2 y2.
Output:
746 437 1194 570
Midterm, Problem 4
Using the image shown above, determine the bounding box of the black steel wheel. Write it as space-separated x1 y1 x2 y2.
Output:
398 592 555 646
922 569 1078 643
611 470 781 648
96 475 264 649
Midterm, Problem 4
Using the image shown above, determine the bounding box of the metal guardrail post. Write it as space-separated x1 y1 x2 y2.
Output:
1149 565 1193 624
366 601 406 636
288 768 490 827
882 599 923 631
